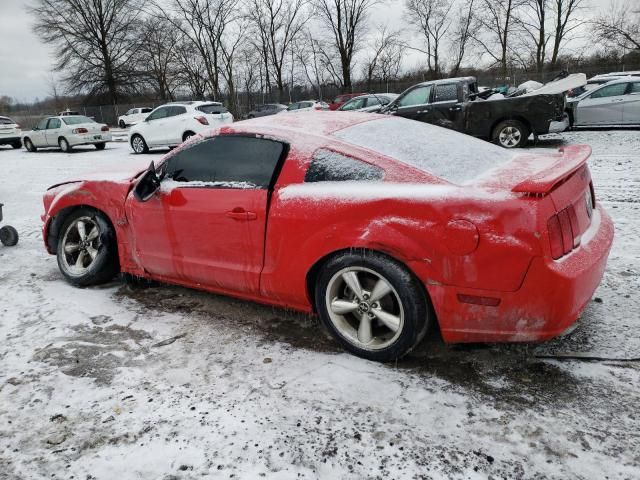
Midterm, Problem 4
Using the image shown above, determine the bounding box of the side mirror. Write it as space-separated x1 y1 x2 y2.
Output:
133 161 161 202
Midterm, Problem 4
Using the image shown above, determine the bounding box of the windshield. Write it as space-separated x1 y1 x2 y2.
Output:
62 116 95 125
333 117 515 184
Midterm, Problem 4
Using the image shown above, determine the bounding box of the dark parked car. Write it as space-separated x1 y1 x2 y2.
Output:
245 104 287 119
382 77 569 148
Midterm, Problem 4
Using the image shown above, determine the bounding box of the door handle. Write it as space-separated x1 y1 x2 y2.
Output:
226 208 257 221
417 109 430 114
449 106 462 111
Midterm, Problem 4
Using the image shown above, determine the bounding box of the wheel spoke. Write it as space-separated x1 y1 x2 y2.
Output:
76 221 87 240
342 271 363 299
330 298 359 315
357 313 372 344
369 278 392 303
64 243 79 254
86 227 99 241
75 250 87 269
373 308 401 332
86 245 98 260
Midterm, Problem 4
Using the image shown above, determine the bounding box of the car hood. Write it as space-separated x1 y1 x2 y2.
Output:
47 163 150 190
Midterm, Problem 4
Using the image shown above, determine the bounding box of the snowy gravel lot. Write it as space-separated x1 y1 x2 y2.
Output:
1 129 639 479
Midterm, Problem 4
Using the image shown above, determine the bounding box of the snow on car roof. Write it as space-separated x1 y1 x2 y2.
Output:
241 111 380 136
333 117 516 184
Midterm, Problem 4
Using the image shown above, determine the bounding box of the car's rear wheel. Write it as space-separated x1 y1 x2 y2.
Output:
11 140 21 149
315 251 428 362
119 120 126 128
95 142 106 150
59 137 72 152
56 208 119 286
131 134 148 154
0 226 19 246
24 138 37 152
493 120 529 148
183 131 196 142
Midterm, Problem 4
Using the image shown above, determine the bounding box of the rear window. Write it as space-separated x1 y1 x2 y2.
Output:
197 103 228 114
333 117 515 184
0 117 15 125
62 116 95 125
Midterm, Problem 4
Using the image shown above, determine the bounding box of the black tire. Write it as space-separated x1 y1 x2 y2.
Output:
247 114 255 119
492 120 529 148
182 131 196 142
0 226 19 246
56 208 119 287
119 120 126 128
131 134 148 154
315 251 429 362
95 142 106 150
24 138 37 152
11 140 22 149
59 137 72 152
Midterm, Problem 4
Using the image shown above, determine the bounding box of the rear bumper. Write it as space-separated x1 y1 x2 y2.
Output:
0 136 21 145
68 133 113 146
428 205 614 343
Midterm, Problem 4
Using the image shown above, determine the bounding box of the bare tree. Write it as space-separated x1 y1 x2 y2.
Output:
514 0 550 74
295 29 330 99
549 0 587 67
362 25 403 89
449 0 477 76
314 0 378 91
405 0 452 77
30 0 146 104
138 17 179 100
247 0 310 100
593 0 640 52
474 0 524 79
174 40 209 98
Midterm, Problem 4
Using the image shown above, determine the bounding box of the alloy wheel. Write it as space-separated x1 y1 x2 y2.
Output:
60 217 101 275
498 126 522 147
325 266 404 350
132 136 145 153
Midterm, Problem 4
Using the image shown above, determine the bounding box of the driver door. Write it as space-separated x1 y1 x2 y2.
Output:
576 82 627 125
45 118 63 146
142 106 171 146
392 85 433 123
125 135 287 294
31 118 50 147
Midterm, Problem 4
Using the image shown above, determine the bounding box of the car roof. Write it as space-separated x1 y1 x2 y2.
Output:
414 77 474 87
594 77 639 86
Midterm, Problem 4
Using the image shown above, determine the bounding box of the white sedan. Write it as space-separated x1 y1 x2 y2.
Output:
128 101 234 154
0 116 22 149
118 107 153 128
22 115 112 152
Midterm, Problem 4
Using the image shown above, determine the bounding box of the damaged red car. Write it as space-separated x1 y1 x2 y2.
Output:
41 113 614 362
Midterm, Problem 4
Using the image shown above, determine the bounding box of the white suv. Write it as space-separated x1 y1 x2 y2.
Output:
129 101 234 154
118 107 153 128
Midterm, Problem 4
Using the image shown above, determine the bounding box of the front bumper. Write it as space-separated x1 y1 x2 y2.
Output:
427 205 614 343
548 115 570 133
68 133 113 146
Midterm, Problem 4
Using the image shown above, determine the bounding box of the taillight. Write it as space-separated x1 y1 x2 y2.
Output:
314 105 322 110
16 124 21 129
547 204 579 259
101 126 109 132
72 128 88 134
195 116 209 125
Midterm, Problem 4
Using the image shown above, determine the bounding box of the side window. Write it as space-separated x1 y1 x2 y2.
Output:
142 108 152 113
630 82 640 94
147 107 169 121
341 98 366 111
397 85 432 107
287 103 298 111
589 83 627 99
365 97 381 107
301 102 313 109
168 106 186 117
304 149 384 183
47 118 61 129
36 118 49 130
433 83 458 102
165 136 285 188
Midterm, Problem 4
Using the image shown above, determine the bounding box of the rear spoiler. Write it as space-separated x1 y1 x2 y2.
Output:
511 145 591 194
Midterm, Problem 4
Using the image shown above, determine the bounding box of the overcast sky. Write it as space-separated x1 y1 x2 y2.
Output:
0 0 612 102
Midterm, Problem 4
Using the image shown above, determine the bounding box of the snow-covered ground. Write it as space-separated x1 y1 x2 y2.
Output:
0 130 639 479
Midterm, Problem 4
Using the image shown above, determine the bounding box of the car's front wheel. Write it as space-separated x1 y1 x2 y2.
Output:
56 208 119 286
493 120 529 148
131 134 148 154
315 251 429 362
59 137 72 152
24 138 37 152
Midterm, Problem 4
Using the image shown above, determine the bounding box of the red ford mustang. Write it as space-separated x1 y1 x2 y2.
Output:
41 112 614 361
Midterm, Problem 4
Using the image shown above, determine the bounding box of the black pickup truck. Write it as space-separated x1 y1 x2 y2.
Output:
382 77 569 148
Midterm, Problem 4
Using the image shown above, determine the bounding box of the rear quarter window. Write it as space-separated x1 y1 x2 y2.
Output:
305 149 384 182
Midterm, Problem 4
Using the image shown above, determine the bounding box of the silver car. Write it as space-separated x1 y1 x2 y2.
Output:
245 104 287 119
338 93 399 113
568 78 640 127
